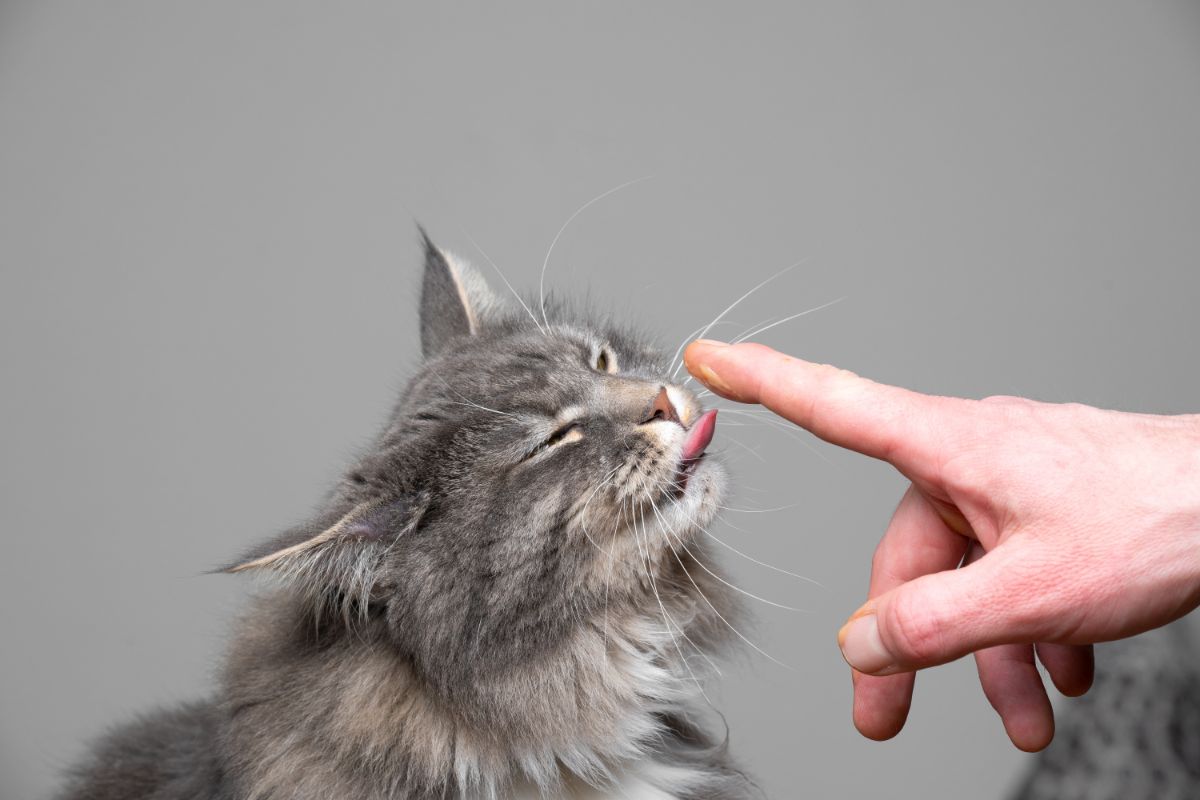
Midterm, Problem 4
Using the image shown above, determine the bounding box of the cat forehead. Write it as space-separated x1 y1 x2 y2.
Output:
403 328 661 417
508 323 611 352
445 323 651 369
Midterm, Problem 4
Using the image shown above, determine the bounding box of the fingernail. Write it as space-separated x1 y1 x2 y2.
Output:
838 608 897 675
694 364 736 397
692 339 730 348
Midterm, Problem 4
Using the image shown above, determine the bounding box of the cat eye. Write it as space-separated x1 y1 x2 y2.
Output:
545 422 580 447
522 422 583 462
593 347 617 374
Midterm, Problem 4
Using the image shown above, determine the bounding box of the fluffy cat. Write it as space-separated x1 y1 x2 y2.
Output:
57 233 754 800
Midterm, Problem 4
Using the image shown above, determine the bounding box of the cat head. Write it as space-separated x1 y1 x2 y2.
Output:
227 231 728 694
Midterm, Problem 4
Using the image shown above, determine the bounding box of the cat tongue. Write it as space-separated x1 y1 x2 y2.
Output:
681 410 717 461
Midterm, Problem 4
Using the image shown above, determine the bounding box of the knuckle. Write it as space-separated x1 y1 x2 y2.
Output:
869 544 903 589
869 543 888 581
883 589 949 666
981 394 1033 406
738 342 777 357
810 362 861 393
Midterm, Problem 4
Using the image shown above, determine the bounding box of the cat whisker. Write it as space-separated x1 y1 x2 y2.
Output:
539 175 655 328
707 407 831 464
628 505 716 703
701 525 824 588
602 496 631 671
638 509 724 678
727 313 783 345
600 496 637 677
710 407 778 414
670 259 808 380
667 322 716 377
665 495 824 589
461 229 546 335
592 433 646 670
665 319 744 379
716 502 804 514
443 399 516 418
424 368 519 418
653 501 806 612
576 463 628 559
730 296 846 344
638 514 723 688
679 295 845 388
646 500 794 671
717 437 767 464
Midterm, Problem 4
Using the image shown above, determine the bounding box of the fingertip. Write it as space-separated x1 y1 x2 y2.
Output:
975 645 1056 753
684 340 754 401
851 671 914 742
1036 643 1095 697
853 710 907 742
1006 708 1055 753
683 339 726 368
1058 678 1094 699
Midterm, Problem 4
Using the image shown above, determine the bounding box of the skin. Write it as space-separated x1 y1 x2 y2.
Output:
683 339 1200 752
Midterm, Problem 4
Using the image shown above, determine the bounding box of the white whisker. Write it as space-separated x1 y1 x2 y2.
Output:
717 437 767 464
717 502 803 514
666 498 824 588
539 175 655 327
710 407 831 464
670 259 808 380
647 499 793 671
654 507 807 612
700 526 825 588
443 399 514 418
731 296 847 343
729 313 783 344
577 465 624 558
424 368 518 418
630 505 716 701
666 320 744 378
461 229 546 334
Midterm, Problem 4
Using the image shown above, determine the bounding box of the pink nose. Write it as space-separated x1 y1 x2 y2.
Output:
642 386 681 425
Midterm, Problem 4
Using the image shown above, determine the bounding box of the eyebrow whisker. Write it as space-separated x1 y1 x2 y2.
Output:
540 175 655 328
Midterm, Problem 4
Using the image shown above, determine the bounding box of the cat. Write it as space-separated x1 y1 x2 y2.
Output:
1010 619 1200 800
56 232 755 800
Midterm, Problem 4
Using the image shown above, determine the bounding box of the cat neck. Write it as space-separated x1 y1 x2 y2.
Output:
218 589 724 799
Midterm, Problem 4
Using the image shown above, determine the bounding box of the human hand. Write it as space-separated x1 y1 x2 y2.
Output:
684 340 1200 751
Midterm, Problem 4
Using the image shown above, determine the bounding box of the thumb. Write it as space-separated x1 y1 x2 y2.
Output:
839 547 1045 674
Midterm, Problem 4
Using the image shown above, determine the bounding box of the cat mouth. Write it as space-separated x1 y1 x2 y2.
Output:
671 410 717 497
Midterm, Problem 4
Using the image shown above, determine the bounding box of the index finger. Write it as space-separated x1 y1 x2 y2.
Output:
683 340 968 473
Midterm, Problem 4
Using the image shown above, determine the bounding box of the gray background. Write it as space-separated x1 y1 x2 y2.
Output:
2 2 1198 798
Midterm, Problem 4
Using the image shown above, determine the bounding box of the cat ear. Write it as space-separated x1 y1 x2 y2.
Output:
225 494 427 596
419 228 501 358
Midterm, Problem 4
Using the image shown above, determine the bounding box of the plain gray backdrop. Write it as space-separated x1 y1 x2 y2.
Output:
2 2 1198 798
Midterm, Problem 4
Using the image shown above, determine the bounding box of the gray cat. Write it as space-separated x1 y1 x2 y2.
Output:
57 234 753 800
1011 620 1200 800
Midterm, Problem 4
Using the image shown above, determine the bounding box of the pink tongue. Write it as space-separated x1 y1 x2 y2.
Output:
681 410 717 461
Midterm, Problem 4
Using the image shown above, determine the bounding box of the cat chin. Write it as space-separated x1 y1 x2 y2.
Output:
657 458 725 534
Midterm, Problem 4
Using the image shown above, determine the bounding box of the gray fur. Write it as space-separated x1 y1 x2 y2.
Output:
1011 621 1200 800
57 234 754 800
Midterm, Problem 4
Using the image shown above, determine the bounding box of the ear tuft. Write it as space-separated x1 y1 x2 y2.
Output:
418 227 500 358
224 493 427 581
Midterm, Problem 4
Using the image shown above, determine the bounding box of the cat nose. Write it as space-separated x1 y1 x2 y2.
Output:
641 386 681 426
